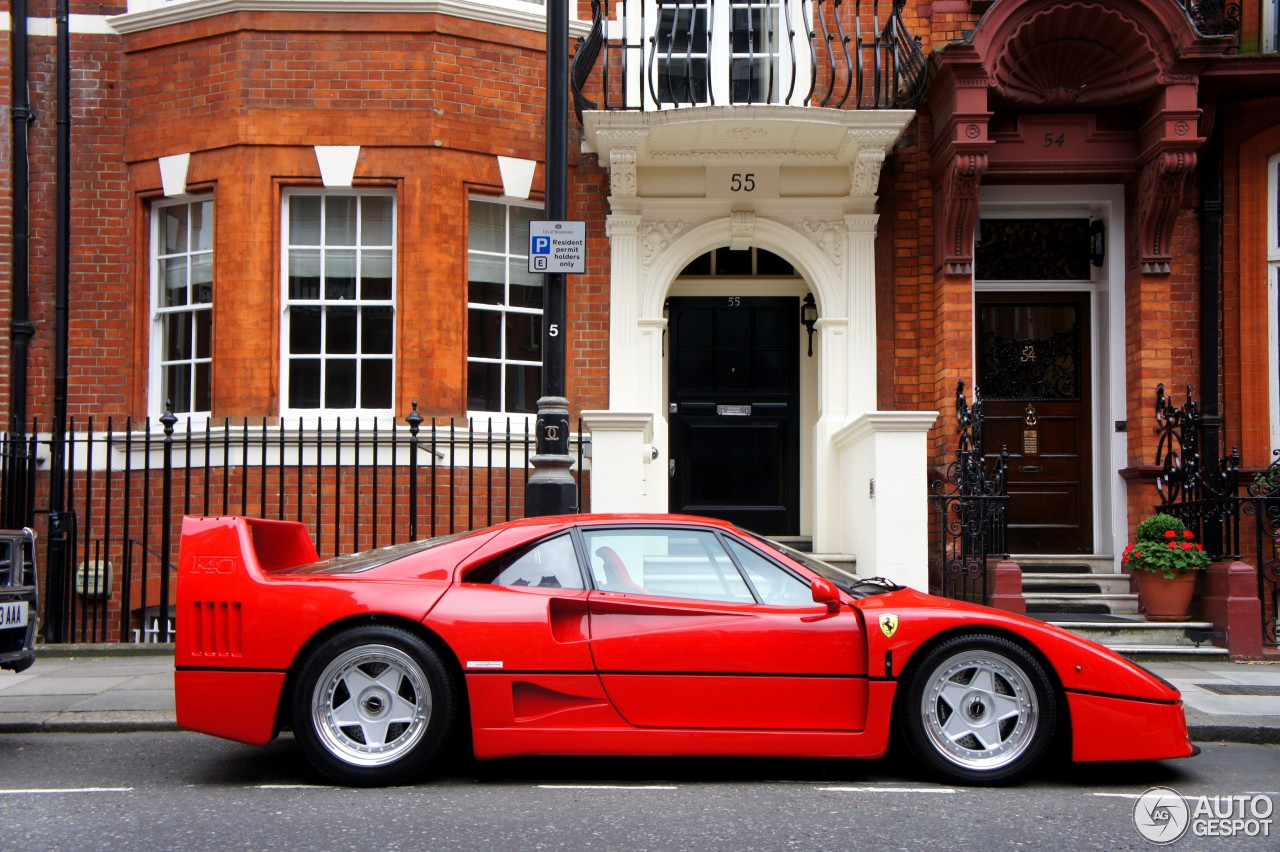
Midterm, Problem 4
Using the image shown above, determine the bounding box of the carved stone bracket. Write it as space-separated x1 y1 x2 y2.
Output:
609 147 637 199
934 152 989 276
851 148 887 197
1137 150 1196 274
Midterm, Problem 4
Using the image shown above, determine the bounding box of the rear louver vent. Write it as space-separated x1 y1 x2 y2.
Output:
190 601 243 657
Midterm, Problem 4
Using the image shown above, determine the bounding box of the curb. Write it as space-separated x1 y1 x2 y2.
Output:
34 644 175 659
1187 724 1280 746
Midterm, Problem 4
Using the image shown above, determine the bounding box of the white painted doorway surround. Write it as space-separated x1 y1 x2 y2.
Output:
581 106 937 590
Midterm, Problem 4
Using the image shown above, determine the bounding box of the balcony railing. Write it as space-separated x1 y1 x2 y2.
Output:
571 0 927 116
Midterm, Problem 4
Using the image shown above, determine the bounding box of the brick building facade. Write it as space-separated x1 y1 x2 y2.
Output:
2 0 1278 646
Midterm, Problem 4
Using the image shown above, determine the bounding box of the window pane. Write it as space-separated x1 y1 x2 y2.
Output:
325 196 358 246
360 359 393 409
467 361 501 411
510 260 543 307
161 205 189 254
194 362 211 413
361 195 393 246
325 250 357 300
325 359 357 408
505 312 541 360
193 201 213 251
327 306 358 354
511 206 537 258
165 313 192 361
657 58 709 104
290 306 322 354
192 255 213 304
289 250 321 300
469 309 502 359
161 257 188 307
194 308 212 359
656 7 707 51
468 200 505 253
506 363 541 413
362 250 393 301
363 306 394 354
469 255 506 289
469 276 505 305
289 359 321 408
290 196 322 245
166 364 192 413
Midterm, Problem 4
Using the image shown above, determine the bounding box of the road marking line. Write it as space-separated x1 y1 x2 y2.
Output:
254 784 330 790
537 784 678 790
818 786 958 794
0 787 132 795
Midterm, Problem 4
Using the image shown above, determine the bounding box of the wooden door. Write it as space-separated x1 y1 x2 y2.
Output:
976 293 1093 553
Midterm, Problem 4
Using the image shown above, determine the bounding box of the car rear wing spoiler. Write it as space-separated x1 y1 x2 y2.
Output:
179 516 320 580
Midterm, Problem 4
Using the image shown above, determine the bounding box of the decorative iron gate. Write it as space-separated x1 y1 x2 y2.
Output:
1154 384 1278 648
929 382 1009 604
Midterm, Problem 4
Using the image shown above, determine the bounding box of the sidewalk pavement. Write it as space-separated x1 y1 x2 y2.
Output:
0 646 1278 744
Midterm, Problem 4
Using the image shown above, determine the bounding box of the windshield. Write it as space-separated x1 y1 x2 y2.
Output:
280 531 473 575
754 536 899 598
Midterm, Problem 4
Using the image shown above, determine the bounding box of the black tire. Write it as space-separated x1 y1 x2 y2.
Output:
3 655 35 673
291 624 457 786
898 634 1056 786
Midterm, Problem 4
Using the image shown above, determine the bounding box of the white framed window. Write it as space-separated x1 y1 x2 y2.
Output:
282 190 396 414
641 0 805 109
1265 0 1278 53
151 197 213 418
467 196 544 416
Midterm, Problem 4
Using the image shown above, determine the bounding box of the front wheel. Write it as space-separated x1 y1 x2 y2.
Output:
292 625 456 786
899 634 1056 785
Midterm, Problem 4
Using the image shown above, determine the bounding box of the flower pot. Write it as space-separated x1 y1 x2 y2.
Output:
1135 570 1199 622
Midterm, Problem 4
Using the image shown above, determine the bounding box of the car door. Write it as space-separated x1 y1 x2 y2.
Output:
582 526 868 732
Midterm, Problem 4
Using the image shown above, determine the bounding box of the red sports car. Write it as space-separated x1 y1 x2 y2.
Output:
174 513 1196 787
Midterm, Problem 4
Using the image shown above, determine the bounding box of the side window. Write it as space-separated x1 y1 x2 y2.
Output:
727 539 813 606
581 528 753 603
467 534 583 590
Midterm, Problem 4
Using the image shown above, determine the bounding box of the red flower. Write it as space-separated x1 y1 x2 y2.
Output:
1195 544 1204 551
1183 530 1195 540
1167 542 1179 549
1164 530 1177 539
1181 542 1193 550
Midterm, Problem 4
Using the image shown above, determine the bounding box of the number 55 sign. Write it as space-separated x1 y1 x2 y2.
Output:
529 221 587 274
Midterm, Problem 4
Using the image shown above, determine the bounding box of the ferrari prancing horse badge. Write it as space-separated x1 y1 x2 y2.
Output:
879 613 899 638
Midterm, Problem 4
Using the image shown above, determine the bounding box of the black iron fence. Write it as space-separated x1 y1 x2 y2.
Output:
1154 384 1278 648
2 407 590 645
929 382 1009 605
570 0 927 116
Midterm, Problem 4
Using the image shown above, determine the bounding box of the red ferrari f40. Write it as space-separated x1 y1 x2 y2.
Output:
174 514 1196 786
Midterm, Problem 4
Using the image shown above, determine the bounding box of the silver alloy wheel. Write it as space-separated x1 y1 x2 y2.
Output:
919 648 1039 771
310 643 432 768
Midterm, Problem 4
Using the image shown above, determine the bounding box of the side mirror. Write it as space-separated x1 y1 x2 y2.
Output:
811 577 841 613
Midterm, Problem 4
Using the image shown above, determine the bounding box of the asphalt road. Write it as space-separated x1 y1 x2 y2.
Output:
0 732 1277 851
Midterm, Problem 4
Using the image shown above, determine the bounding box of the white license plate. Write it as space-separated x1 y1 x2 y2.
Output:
1 601 28 629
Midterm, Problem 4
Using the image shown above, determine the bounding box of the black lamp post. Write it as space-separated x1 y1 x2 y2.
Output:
525 0 577 517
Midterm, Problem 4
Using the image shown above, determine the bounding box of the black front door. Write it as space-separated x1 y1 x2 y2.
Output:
668 297 800 534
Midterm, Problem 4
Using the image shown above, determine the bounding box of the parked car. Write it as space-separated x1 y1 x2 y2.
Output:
0 528 39 673
174 514 1197 786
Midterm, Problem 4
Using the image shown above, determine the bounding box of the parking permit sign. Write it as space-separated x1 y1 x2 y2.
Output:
529 221 586 274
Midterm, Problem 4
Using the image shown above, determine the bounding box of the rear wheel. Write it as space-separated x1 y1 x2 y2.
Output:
292 625 456 786
900 634 1056 785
